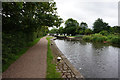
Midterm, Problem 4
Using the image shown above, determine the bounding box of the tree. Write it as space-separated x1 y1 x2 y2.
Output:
77 22 88 35
58 27 65 35
75 26 82 34
85 29 93 35
113 26 120 34
64 18 79 35
2 2 63 33
93 18 109 33
80 22 88 29
99 30 108 36
49 28 59 34
79 30 84 35
2 2 62 70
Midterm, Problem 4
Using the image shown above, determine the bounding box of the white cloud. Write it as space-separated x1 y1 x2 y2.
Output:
54 0 119 29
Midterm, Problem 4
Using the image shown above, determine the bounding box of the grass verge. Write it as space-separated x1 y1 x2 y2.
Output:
2 37 43 72
46 36 61 78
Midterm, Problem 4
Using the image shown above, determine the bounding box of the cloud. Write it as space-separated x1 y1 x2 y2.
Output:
54 0 119 29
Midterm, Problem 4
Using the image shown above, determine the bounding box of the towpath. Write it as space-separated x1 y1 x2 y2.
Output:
2 37 48 78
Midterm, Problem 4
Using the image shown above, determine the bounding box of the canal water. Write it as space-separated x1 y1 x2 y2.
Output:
54 39 119 78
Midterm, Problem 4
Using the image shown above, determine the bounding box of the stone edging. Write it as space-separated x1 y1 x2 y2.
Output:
50 37 84 79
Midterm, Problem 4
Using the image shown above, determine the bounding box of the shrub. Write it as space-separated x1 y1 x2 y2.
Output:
83 33 107 42
99 30 108 36
90 34 106 42
110 37 120 44
96 36 107 42
83 36 91 41
83 33 120 45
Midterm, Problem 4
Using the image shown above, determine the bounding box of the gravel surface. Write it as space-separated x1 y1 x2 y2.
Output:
2 37 48 78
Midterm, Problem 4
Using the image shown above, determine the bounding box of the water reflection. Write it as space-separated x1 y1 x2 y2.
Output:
55 39 119 78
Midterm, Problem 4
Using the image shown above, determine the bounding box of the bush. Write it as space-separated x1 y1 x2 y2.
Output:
2 31 45 72
96 36 107 42
83 33 108 42
90 34 106 42
83 36 91 41
83 33 120 45
2 32 43 72
110 37 120 44
99 30 108 36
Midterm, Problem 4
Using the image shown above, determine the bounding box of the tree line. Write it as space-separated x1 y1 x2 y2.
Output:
49 18 120 36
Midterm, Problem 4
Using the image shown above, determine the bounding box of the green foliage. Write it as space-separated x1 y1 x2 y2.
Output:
64 18 79 35
85 29 93 35
110 37 120 44
2 37 42 72
75 22 89 35
93 18 109 33
112 26 120 34
56 18 119 36
2 2 62 72
99 30 108 36
58 27 65 35
83 33 120 45
79 30 85 35
49 28 59 34
82 36 91 41
80 22 88 29
46 37 61 78
91 35 107 42
83 34 107 42
106 34 120 44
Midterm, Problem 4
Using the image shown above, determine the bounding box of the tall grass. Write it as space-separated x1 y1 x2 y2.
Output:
82 36 91 41
83 33 120 45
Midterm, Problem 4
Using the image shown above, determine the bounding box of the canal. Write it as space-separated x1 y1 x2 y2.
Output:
54 39 119 78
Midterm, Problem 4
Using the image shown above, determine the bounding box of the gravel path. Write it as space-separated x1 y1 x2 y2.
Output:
2 37 48 78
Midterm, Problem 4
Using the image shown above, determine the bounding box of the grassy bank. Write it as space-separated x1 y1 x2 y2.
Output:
2 37 43 72
68 35 84 38
59 35 83 38
46 36 61 78
82 33 120 45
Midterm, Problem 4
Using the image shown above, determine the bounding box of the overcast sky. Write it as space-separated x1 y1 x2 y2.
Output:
53 0 119 29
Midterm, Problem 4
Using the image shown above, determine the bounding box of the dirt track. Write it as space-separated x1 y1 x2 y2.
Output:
2 37 48 78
